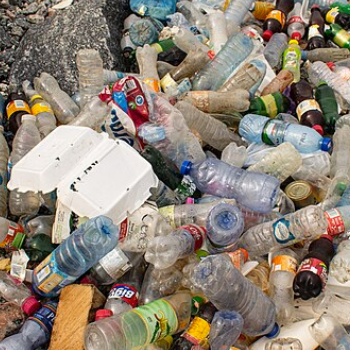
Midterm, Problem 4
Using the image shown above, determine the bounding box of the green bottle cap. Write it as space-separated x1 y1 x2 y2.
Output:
12 232 26 249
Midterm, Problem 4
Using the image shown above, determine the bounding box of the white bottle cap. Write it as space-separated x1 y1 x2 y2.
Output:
21 114 36 122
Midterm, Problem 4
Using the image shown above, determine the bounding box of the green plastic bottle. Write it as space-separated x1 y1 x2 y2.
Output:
315 82 340 134
24 234 56 262
247 92 290 118
331 2 350 16
325 23 350 49
282 39 301 82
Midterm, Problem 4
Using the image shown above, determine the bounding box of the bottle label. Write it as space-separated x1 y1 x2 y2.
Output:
174 175 197 201
325 208 345 236
130 299 178 344
334 29 350 48
296 99 322 120
143 78 161 93
226 249 248 270
272 218 295 244
28 302 57 337
297 258 328 291
265 10 286 27
326 7 339 24
262 119 287 146
179 224 206 251
288 16 304 25
98 248 131 279
33 252 76 295
158 205 176 228
271 254 298 274
0 221 24 252
10 249 29 281
308 24 323 40
261 94 278 118
160 73 178 94
107 284 139 308
283 50 299 71
6 100 31 119
182 316 210 345
31 102 54 116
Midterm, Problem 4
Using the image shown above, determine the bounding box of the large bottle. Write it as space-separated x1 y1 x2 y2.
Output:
8 114 41 217
180 158 280 214
247 92 290 118
191 33 254 91
84 292 192 350
307 5 326 50
263 33 289 69
0 302 57 350
301 47 350 62
287 2 306 41
239 114 332 153
5 92 31 134
191 254 278 337
0 126 9 217
32 216 119 297
173 28 209 54
282 39 302 82
239 205 329 257
207 11 228 55
224 0 255 33
293 235 335 300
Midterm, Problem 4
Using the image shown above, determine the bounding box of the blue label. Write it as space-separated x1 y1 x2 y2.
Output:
272 218 295 244
112 91 128 114
29 302 57 336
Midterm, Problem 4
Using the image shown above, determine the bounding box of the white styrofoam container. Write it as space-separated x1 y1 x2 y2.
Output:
8 126 158 224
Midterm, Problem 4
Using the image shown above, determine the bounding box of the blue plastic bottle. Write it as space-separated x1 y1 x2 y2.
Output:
192 32 254 91
0 302 57 350
206 203 245 253
32 216 119 297
180 158 280 214
239 114 332 153
130 0 177 21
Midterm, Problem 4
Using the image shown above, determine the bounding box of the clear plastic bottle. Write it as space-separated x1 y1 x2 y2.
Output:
206 203 245 253
327 61 350 82
263 33 289 69
0 126 9 217
177 1 208 29
207 11 228 55
175 101 246 151
0 271 40 315
239 114 332 153
84 291 192 350
32 216 119 297
173 28 209 54
302 48 350 62
329 239 350 283
9 114 41 217
191 253 278 337
239 205 329 257
22 80 57 138
224 0 255 33
24 215 55 238
221 142 247 168
149 180 183 208
144 224 206 269
287 2 306 41
0 302 57 350
68 96 109 129
247 143 302 183
76 49 104 108
192 33 254 91
264 338 303 350
34 72 79 124
180 158 280 213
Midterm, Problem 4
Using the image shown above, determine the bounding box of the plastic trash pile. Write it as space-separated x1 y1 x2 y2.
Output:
4 0 350 349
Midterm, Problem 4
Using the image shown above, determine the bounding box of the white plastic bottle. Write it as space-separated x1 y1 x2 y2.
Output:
76 49 104 108
0 126 9 217
9 115 41 216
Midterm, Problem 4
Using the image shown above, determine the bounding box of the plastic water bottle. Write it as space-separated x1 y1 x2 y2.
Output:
224 0 255 34
32 216 119 297
206 203 244 253
239 205 329 257
191 253 279 337
84 291 192 350
144 224 206 269
130 0 177 21
263 33 289 69
0 302 57 350
173 28 209 54
34 72 79 124
287 2 306 41
239 114 332 153
0 126 9 217
221 142 247 168
192 33 254 91
177 1 208 29
207 11 228 55
9 115 41 217
329 239 350 283
181 158 280 213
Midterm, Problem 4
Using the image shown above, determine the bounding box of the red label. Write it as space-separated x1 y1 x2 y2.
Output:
288 16 304 25
119 218 128 242
297 258 328 291
108 284 139 308
179 224 206 251
0 221 24 252
325 209 345 236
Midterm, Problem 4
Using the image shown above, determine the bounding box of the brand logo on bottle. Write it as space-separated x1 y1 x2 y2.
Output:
108 284 139 308
272 218 295 244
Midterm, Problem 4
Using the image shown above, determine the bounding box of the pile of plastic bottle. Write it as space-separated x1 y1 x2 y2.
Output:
5 0 350 349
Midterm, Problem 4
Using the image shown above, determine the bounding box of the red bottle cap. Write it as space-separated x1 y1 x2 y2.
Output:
320 234 333 242
22 296 41 315
262 30 273 42
291 32 302 42
312 125 324 135
95 309 113 321
326 62 335 70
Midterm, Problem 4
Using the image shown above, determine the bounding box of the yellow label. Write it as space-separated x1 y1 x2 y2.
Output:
6 100 31 119
271 255 298 275
30 94 43 102
296 99 322 120
334 29 350 48
253 1 275 20
160 73 178 94
159 205 176 228
31 102 54 116
265 10 286 27
261 94 278 118
326 7 339 24
183 317 210 345
223 0 231 11
143 78 160 93
37 272 64 293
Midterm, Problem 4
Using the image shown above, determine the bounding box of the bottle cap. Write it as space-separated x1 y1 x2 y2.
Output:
312 125 324 135
95 309 113 321
12 232 25 249
311 4 320 10
185 197 195 204
21 114 36 122
180 161 193 175
22 296 41 315
326 62 335 70
320 234 333 242
321 137 332 152
291 32 302 42
289 39 299 45
262 30 273 42
265 323 280 338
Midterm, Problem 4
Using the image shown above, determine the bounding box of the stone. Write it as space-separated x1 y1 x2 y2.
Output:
0 26 12 50
26 13 44 23
21 1 38 14
9 0 131 95
10 24 24 36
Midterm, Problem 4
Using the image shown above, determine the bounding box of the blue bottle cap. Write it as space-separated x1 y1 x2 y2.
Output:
180 161 193 175
321 137 332 152
265 323 280 339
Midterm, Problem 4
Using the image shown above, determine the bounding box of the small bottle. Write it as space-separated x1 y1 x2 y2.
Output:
307 5 326 50
282 39 301 83
248 92 290 118
287 2 306 41
0 217 25 252
263 33 289 69
293 235 335 300
120 14 139 59
325 23 350 49
261 69 294 96
0 126 9 217
5 92 31 134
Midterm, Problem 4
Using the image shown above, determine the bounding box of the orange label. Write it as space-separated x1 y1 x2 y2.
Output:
265 10 286 27
143 78 160 93
31 102 54 116
271 255 298 275
6 100 31 119
227 249 248 270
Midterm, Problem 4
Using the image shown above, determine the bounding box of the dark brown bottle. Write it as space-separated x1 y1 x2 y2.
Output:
262 0 295 41
291 79 325 135
307 5 326 50
323 7 350 30
5 92 31 134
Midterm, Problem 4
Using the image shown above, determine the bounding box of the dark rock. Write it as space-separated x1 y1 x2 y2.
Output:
0 0 10 9
10 24 23 36
9 0 130 95
26 13 44 23
13 15 30 29
8 0 22 7
0 26 12 50
21 1 38 14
